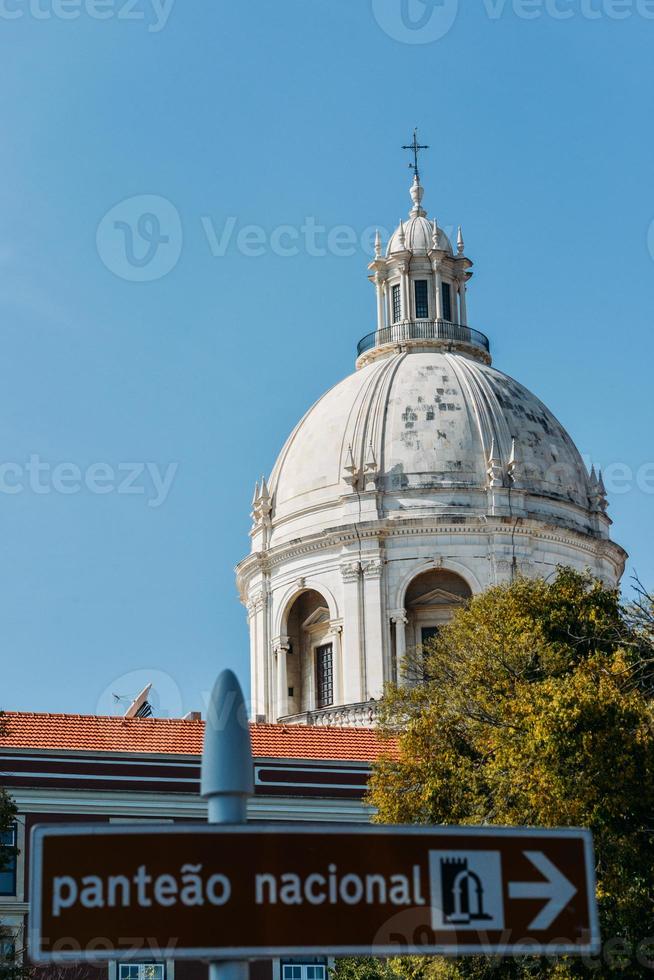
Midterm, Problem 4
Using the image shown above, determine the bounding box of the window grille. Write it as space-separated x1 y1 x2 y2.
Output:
414 279 429 319
315 644 334 708
392 283 402 323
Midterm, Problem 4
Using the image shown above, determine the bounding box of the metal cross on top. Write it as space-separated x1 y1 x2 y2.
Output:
402 128 429 182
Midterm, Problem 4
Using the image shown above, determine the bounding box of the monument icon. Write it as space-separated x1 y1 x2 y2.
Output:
429 851 505 931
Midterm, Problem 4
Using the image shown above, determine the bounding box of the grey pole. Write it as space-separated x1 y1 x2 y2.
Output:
201 669 254 980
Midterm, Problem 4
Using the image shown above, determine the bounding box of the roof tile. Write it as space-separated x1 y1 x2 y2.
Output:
0 712 396 762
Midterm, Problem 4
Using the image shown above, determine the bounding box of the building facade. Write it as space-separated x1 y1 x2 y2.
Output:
0 712 389 980
237 173 626 725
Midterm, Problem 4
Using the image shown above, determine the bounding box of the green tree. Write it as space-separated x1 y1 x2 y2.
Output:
353 570 654 980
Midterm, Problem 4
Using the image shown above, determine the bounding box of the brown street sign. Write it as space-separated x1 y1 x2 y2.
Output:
29 823 599 962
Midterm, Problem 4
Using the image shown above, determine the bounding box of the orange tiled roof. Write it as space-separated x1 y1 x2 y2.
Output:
0 711 396 763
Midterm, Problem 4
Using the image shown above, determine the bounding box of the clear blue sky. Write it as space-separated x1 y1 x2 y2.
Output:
1 0 652 716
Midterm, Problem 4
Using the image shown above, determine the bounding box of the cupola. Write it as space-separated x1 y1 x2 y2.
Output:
364 174 486 367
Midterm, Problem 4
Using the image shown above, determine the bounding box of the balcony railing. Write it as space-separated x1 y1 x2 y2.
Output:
279 701 381 728
357 319 490 358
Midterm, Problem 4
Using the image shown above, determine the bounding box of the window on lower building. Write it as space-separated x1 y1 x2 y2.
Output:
282 963 327 980
315 643 334 708
414 279 429 319
118 965 166 980
392 283 401 323
0 823 17 896
441 282 452 321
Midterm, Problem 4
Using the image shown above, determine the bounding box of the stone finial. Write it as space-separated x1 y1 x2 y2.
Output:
409 175 425 215
250 481 261 524
374 229 382 258
589 467 608 513
343 445 360 488
487 437 503 488
398 220 406 249
364 442 378 491
457 225 465 255
258 476 272 522
431 218 439 250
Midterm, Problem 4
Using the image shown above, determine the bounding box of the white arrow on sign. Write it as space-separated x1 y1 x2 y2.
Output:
508 851 578 929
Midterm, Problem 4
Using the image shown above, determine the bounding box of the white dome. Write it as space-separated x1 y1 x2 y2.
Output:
268 349 596 545
239 157 626 726
387 214 452 256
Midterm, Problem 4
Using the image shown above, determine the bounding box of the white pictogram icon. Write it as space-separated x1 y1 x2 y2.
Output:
429 851 505 930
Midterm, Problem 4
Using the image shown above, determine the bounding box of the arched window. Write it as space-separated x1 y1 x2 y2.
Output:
405 569 472 653
283 590 332 716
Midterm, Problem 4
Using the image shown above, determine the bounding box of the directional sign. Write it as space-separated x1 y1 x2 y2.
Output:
29 823 599 962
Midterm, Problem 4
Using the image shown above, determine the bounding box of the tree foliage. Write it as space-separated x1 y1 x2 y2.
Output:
346 570 654 979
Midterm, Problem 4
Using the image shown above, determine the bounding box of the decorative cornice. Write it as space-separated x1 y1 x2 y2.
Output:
236 514 627 597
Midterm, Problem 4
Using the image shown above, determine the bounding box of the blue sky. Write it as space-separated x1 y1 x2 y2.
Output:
1 0 652 716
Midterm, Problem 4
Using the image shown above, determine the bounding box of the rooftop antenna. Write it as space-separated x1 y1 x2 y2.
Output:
402 127 429 183
123 683 153 719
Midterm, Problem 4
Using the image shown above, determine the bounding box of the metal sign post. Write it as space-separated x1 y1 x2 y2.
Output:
201 669 254 980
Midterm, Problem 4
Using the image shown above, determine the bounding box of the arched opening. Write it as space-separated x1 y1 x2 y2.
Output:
404 568 472 657
281 589 335 717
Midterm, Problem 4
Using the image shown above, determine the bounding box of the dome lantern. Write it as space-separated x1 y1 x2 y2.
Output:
364 170 482 369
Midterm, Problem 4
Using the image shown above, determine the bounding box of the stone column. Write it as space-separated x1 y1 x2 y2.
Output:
375 274 385 332
248 592 267 719
400 263 410 321
391 611 408 685
275 639 290 720
459 279 468 325
432 262 443 320
450 280 459 324
340 561 363 705
362 560 384 700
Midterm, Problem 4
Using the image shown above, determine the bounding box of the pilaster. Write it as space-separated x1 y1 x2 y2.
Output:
340 560 363 704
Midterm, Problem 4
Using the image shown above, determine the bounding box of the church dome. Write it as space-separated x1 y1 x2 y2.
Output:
267 349 597 546
240 146 625 726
